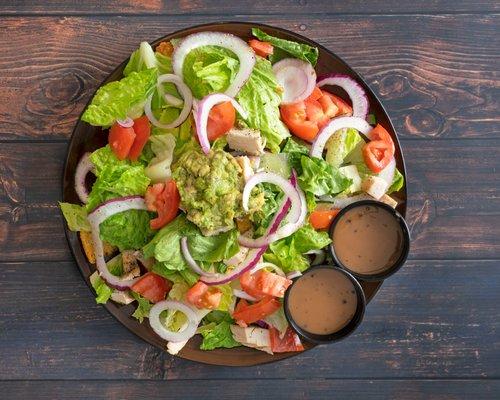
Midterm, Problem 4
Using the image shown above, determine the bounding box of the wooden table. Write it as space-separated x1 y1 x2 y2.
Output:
1 1 499 398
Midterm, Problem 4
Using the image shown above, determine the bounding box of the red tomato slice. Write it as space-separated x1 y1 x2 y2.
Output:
307 86 323 101
280 102 319 142
128 115 151 161
269 327 304 353
322 91 353 116
131 272 171 303
207 101 236 141
362 140 393 173
248 39 274 58
108 123 136 160
253 270 292 298
239 272 265 300
145 180 180 230
186 281 222 310
304 99 325 123
309 208 340 230
232 297 281 325
317 93 338 118
369 124 395 156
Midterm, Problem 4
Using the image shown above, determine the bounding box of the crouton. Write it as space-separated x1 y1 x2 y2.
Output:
379 194 398 209
227 128 265 156
361 176 388 200
79 231 116 264
235 156 254 182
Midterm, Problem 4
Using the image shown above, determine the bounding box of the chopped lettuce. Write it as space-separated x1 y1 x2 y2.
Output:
186 229 239 263
251 28 319 66
325 128 362 167
199 320 241 350
388 168 404 193
264 223 331 272
123 42 158 75
161 280 190 332
250 183 285 236
264 307 288 339
237 57 290 152
90 275 113 304
81 68 157 127
131 292 153 323
298 156 352 196
144 133 176 183
214 284 235 313
59 202 90 232
281 137 310 173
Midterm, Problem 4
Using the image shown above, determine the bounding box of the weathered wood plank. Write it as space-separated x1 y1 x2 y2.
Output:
2 0 499 15
0 15 498 140
2 379 500 400
0 260 498 379
1 139 499 262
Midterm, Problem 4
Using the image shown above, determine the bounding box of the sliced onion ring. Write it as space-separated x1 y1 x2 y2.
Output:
116 117 134 128
149 300 199 343
144 74 193 129
286 271 302 280
317 74 369 119
310 116 372 159
305 249 326 266
273 58 316 105
87 196 147 290
251 262 285 277
195 93 247 154
74 152 95 204
173 32 255 98
233 289 257 302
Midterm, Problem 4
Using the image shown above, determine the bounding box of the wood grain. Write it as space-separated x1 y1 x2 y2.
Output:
2 379 500 400
0 260 498 380
1 140 499 262
2 0 499 15
0 15 498 140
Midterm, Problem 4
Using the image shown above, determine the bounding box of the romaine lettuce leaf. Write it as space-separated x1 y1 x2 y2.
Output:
264 224 331 272
199 320 241 350
214 284 235 313
251 28 319 66
90 275 113 304
186 229 239 263
81 68 157 127
281 137 309 173
387 168 404 193
298 156 352 196
59 202 91 232
250 183 285 236
131 292 153 323
325 128 362 167
123 42 158 76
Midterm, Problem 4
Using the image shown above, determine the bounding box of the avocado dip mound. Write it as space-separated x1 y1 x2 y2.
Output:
173 148 264 236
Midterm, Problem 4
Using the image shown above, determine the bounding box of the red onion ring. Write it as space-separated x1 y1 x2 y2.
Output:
116 117 134 128
195 93 247 154
87 196 148 290
74 152 95 204
310 116 372 159
172 32 256 98
317 73 369 119
149 300 199 343
272 58 316 105
144 74 193 129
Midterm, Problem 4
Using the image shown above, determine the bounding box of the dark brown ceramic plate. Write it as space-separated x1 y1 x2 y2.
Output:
63 22 407 366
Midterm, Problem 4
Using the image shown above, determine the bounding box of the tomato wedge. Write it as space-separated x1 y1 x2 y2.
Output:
322 91 353 116
145 180 180 230
309 208 340 230
248 39 274 58
186 281 222 310
280 101 319 142
232 297 281 325
369 124 395 155
240 270 292 299
131 272 171 303
128 115 151 161
108 123 136 160
206 101 236 141
269 327 304 353
362 140 393 173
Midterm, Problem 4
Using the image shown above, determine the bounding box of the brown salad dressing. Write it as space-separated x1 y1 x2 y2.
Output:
288 269 357 335
332 205 403 275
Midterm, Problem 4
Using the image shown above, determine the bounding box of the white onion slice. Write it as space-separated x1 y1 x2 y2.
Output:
305 249 326 266
149 300 199 343
310 116 372 158
173 32 255 98
233 289 257 302
318 193 374 208
74 152 95 204
116 117 134 128
317 73 369 119
195 93 247 154
286 271 302 280
251 262 286 277
272 58 316 105
87 196 147 290
144 74 193 129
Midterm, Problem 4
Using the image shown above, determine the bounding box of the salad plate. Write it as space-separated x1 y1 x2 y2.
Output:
62 22 407 366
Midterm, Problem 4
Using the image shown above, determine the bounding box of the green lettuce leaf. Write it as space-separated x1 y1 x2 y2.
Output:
325 128 362 167
388 168 404 193
199 320 241 350
237 57 290 152
264 224 331 272
186 229 239 263
59 202 90 232
281 137 309 173
214 284 235 313
81 68 157 127
298 156 352 196
131 292 153 323
251 28 319 66
250 183 285 236
90 275 113 304
123 42 158 76
263 307 288 338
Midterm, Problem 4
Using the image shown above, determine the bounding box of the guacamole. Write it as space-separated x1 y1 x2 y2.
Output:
173 148 263 235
